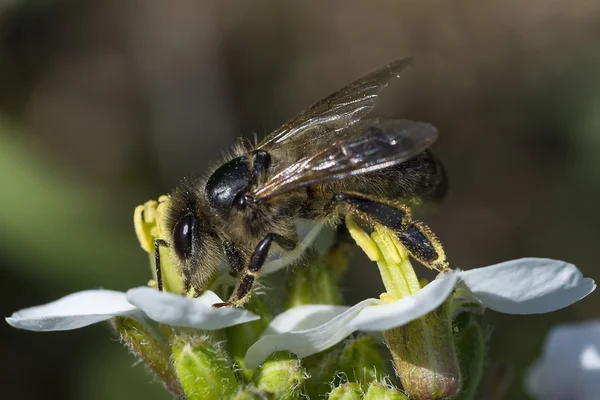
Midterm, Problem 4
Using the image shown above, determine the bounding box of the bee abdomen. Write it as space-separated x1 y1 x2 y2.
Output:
320 150 447 205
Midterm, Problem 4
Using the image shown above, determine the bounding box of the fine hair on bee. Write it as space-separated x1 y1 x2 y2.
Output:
152 58 448 307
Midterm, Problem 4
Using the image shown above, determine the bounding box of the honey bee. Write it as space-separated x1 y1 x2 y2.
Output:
155 58 448 307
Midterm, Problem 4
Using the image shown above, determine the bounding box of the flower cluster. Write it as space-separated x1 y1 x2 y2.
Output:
6 196 596 399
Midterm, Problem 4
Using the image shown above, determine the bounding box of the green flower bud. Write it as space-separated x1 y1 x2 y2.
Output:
226 298 273 381
171 333 238 400
363 382 409 400
287 252 342 307
340 336 387 389
232 388 273 400
304 347 343 398
454 314 486 400
252 351 305 399
328 382 363 400
383 300 461 400
111 316 181 396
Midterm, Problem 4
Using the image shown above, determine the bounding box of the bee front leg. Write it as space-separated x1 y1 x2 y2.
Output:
223 240 244 277
213 234 297 308
154 239 169 291
328 193 448 271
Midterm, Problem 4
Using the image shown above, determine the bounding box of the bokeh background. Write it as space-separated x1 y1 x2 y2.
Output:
1 1 599 399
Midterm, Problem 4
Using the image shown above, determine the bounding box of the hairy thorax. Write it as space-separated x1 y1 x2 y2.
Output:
224 191 305 246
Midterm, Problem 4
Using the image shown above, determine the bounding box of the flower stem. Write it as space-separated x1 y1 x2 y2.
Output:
383 300 461 400
112 316 182 396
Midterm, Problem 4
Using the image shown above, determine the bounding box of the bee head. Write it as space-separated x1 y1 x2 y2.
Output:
165 178 223 291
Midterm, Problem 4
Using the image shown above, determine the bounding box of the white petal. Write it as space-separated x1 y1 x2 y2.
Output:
245 299 379 368
264 304 351 334
6 290 138 331
351 271 460 331
525 320 600 400
458 258 596 314
126 287 260 330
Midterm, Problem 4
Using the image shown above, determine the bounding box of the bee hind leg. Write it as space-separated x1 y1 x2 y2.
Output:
213 233 297 308
327 193 448 271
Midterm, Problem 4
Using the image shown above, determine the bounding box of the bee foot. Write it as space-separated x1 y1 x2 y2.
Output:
212 301 233 308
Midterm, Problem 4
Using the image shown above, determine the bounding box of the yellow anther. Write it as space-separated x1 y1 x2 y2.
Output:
371 230 402 265
134 196 185 295
379 292 396 304
134 204 154 253
155 197 170 238
345 215 380 261
143 200 158 224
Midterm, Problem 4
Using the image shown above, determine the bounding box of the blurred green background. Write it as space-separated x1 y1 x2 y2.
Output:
1 1 598 399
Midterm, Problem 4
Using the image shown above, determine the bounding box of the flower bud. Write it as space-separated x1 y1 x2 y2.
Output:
304 347 343 398
171 333 238 399
226 298 273 381
363 382 409 400
339 336 387 388
232 388 273 400
328 382 363 400
287 252 342 307
383 300 461 400
112 316 181 396
252 351 305 399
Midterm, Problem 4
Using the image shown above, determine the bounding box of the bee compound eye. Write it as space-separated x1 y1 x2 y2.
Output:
173 214 197 260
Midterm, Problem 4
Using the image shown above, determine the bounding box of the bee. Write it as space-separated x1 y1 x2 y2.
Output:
155 58 448 307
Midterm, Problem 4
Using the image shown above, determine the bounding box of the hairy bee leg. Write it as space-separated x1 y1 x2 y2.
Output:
213 233 297 308
328 193 447 271
154 239 169 291
398 221 447 270
328 193 409 230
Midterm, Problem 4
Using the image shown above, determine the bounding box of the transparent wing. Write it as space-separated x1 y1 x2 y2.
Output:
255 58 413 152
252 119 438 200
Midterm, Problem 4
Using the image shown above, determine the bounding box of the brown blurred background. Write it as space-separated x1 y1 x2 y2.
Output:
1 1 599 399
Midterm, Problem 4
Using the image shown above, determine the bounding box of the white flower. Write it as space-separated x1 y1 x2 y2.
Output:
5 221 331 333
6 287 259 332
245 258 595 368
526 320 600 400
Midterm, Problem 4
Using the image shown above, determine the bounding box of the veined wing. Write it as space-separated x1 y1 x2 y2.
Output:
252 119 438 201
255 58 412 153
